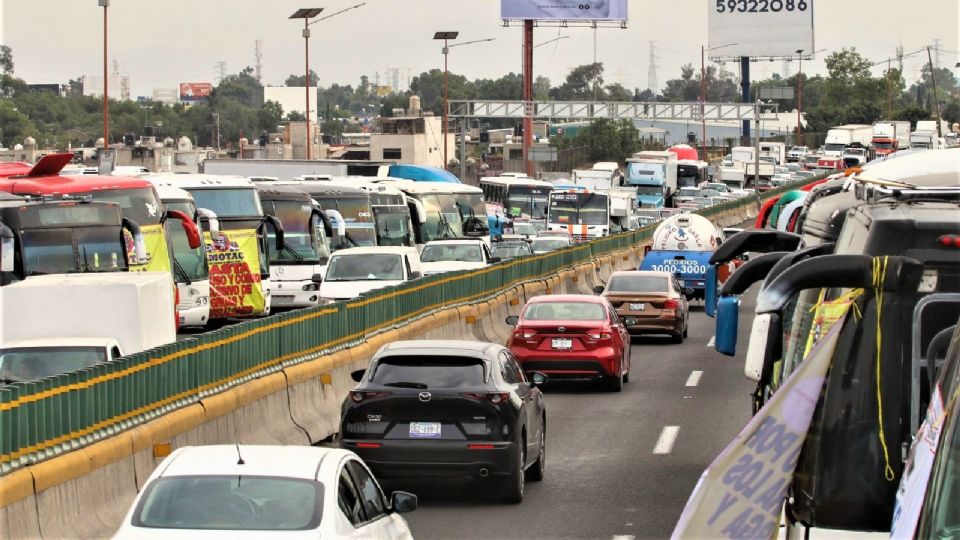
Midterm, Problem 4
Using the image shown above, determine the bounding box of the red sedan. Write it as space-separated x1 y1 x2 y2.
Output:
506 294 632 391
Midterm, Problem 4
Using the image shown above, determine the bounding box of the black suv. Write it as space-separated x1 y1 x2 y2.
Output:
340 340 547 503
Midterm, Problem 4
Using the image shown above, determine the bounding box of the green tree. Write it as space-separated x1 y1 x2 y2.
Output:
0 45 13 74
558 118 640 163
285 70 319 87
550 63 605 100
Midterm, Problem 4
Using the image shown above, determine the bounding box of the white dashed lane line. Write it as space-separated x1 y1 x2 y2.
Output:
653 426 680 455
707 335 715 347
685 370 703 387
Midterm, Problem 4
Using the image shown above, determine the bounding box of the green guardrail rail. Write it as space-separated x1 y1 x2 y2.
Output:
0 179 824 475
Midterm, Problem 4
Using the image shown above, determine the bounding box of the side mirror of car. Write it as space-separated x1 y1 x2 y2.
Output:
528 371 548 387
311 273 324 284
350 369 366 383
488 256 501 264
623 317 638 326
505 315 519 326
593 285 605 295
390 491 418 514
740 253 751 262
409 271 422 280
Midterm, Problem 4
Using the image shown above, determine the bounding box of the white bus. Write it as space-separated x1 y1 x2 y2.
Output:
374 179 490 248
479 176 555 230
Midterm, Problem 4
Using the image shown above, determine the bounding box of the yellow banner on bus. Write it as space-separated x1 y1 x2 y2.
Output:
128 224 172 274
205 228 266 318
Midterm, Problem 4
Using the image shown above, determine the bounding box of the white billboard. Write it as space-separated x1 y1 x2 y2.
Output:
501 0 627 21
708 0 814 58
263 86 320 120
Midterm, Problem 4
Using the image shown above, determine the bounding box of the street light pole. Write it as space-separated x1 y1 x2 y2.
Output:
99 0 110 147
433 32 458 171
701 45 706 161
796 49 803 146
290 9 324 160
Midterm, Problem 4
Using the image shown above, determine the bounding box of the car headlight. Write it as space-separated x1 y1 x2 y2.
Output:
302 283 320 291
318 297 340 305
195 297 208 306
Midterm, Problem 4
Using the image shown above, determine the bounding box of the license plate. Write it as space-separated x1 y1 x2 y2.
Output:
552 338 573 350
630 303 645 311
409 422 442 439
272 295 295 305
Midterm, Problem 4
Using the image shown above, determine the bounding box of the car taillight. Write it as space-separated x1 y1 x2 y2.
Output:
350 390 391 403
587 329 612 341
356 442 382 449
513 328 537 342
938 235 960 248
462 392 510 404
664 299 680 310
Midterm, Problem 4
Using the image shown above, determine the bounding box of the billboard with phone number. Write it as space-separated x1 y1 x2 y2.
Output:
501 0 627 21
180 82 213 102
708 0 814 58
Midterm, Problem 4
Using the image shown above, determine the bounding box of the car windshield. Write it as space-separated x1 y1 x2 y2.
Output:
0 346 107 383
421 244 483 263
325 254 403 281
523 301 606 321
371 356 485 388
607 275 668 293
512 222 538 236
133 475 322 531
492 245 529 259
188 188 262 219
531 238 568 252
93 188 164 226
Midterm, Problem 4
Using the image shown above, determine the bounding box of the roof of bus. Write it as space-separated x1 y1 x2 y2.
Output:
374 179 482 194
282 181 368 198
143 173 255 189
479 177 555 188
307 177 406 196
255 184 313 201
0 174 154 196
148 182 194 201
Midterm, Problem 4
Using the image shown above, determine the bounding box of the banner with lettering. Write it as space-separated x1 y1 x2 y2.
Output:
671 319 846 539
127 224 173 274
205 228 266 318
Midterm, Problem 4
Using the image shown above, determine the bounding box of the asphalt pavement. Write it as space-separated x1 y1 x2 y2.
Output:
401 287 761 540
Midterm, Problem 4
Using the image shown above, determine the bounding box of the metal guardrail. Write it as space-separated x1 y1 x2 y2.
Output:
0 181 822 475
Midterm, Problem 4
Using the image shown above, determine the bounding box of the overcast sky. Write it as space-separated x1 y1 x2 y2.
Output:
1 0 957 98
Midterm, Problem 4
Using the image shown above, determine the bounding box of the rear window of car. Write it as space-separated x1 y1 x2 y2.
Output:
607 275 668 293
523 301 606 321
133 475 322 531
371 356 486 387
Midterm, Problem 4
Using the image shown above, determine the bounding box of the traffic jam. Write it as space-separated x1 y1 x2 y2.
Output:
2 0 960 539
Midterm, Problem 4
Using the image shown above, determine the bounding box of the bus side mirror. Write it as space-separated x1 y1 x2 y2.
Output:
325 209 347 238
0 223 14 273
705 265 718 318
121 217 149 264
262 215 285 251
166 209 202 250
197 207 220 238
715 296 740 356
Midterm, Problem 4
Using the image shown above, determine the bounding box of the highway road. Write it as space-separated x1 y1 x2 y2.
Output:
400 287 761 540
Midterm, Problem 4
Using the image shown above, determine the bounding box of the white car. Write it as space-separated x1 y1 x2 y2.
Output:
318 246 422 303
419 239 498 276
786 146 809 162
113 445 416 539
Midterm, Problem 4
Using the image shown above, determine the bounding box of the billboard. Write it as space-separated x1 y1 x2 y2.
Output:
708 0 814 58
179 82 213 102
501 0 627 21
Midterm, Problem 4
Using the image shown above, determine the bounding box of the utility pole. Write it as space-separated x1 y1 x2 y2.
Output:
254 40 263 84
926 46 943 138
886 58 893 120
753 99 761 210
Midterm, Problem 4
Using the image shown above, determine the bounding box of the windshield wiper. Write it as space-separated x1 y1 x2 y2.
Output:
343 231 361 248
382 381 428 389
80 246 92 272
281 245 306 263
437 212 457 239
172 258 192 285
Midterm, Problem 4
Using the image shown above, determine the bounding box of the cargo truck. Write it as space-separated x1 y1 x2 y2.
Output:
0 272 177 383
823 124 873 157
870 121 911 156
625 151 678 208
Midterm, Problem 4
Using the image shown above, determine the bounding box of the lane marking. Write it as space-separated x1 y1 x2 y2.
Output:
686 370 703 387
612 536 636 540
707 336 715 347
653 426 680 454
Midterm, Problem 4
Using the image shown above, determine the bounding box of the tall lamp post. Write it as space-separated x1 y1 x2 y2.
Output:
99 0 110 147
290 9 324 160
796 49 804 146
700 43 736 161
434 33 495 171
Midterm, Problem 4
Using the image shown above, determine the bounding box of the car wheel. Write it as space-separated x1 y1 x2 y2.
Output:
526 424 545 482
623 370 630 384
672 331 684 344
500 436 525 503
606 368 624 392
683 320 689 338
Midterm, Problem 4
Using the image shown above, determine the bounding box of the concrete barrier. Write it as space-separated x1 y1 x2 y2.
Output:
2 208 753 539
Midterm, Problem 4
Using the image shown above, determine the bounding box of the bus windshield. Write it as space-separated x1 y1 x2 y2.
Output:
506 186 551 220
93 188 164 226
314 196 376 250
266 200 322 264
417 193 489 242
21 227 127 276
549 193 609 226
189 188 262 219
373 206 412 247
